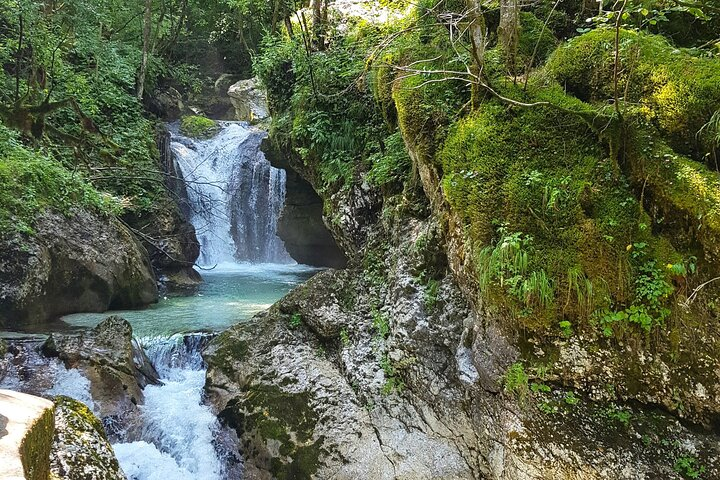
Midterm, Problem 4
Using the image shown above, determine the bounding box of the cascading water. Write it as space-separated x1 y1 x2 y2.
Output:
112 335 238 480
170 122 292 265
0 335 237 480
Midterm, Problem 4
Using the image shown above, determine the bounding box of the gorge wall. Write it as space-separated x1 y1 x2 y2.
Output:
203 2 720 479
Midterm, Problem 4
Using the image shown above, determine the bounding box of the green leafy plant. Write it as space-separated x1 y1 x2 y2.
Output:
503 362 529 398
603 403 633 428
289 313 303 329
372 309 391 339
599 242 674 335
563 391 579 405
379 354 405 395
674 456 705 479
559 320 573 338
424 278 440 311
340 328 350 346
477 228 555 310
530 382 551 393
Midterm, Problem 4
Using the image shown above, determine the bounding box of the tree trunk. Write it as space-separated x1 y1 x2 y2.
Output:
498 0 519 76
285 16 294 37
137 0 152 100
467 0 488 107
312 0 324 50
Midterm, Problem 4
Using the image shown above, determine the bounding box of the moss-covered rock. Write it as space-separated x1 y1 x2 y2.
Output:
547 28 720 157
0 210 157 328
179 115 219 138
49 396 125 480
20 401 54 480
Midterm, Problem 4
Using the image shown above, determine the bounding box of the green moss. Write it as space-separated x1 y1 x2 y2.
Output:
547 28 720 157
54 396 107 440
180 115 218 138
235 384 321 479
20 405 54 480
208 335 249 377
628 128 720 260
434 89 688 332
514 12 559 71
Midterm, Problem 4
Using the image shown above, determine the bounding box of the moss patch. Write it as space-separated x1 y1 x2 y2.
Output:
222 384 321 480
547 28 720 158
180 115 218 138
20 404 54 480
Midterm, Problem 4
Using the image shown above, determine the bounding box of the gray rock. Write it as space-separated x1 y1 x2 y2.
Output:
0 210 157 328
227 78 270 123
149 87 185 120
50 396 126 480
205 216 720 479
41 316 159 429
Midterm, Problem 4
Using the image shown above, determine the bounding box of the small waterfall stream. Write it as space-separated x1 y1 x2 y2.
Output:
112 336 234 480
170 122 292 265
0 336 236 479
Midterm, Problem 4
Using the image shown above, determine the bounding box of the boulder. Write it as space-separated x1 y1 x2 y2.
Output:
41 316 159 429
214 73 242 95
0 210 157 329
227 78 270 123
147 87 185 120
0 389 54 480
50 396 126 480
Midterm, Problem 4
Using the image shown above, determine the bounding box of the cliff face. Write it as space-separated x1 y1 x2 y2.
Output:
204 4 720 478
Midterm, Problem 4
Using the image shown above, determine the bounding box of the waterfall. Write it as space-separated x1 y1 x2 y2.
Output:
0 335 239 480
169 122 292 266
113 334 235 480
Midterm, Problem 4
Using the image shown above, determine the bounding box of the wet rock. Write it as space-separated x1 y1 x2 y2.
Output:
227 78 270 123
41 316 159 427
550 335 720 429
206 216 720 479
50 396 126 480
0 210 157 329
262 138 347 268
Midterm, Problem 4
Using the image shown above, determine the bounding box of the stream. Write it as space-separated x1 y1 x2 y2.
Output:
0 122 314 479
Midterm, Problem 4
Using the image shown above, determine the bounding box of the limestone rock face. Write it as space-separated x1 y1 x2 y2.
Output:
50 396 126 480
261 138 347 268
205 217 720 479
227 78 270 123
0 210 157 328
41 316 159 430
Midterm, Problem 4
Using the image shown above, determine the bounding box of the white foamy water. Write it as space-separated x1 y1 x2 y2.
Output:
170 122 292 265
113 367 223 480
110 335 225 480
45 366 96 411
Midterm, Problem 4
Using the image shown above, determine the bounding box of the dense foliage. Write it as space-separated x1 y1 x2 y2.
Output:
256 0 720 344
